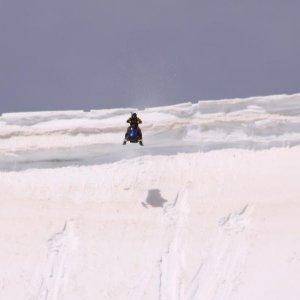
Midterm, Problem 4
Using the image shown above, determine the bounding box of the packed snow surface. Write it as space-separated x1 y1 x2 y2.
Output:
0 94 300 299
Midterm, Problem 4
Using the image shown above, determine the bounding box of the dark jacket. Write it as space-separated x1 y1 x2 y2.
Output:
127 117 142 126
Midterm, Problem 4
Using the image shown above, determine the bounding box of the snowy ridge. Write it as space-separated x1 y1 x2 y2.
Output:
36 220 77 300
0 93 300 171
159 190 189 300
189 204 252 299
1 94 300 299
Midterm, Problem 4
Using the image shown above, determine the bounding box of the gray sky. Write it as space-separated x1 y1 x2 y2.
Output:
0 0 299 112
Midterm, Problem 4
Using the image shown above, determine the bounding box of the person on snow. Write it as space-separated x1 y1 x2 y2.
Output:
123 112 143 145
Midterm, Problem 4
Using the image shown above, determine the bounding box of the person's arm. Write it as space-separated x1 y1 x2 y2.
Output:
127 118 131 123
138 118 142 124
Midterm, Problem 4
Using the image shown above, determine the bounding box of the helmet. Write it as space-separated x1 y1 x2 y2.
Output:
132 113 137 118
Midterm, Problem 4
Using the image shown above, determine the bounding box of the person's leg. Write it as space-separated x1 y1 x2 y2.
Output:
137 127 142 140
137 127 143 145
125 126 131 139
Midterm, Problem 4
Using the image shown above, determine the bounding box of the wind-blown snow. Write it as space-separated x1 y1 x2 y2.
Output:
1 93 300 171
0 94 300 299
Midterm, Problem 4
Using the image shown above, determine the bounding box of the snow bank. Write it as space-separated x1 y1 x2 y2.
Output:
0 94 300 299
0 93 300 171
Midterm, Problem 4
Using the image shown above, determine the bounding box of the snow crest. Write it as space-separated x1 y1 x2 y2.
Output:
1 94 300 299
36 221 77 300
1 93 300 171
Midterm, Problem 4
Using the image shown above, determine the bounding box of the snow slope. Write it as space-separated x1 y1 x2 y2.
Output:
1 93 300 171
0 94 300 299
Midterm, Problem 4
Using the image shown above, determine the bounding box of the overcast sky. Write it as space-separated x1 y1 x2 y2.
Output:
0 0 299 112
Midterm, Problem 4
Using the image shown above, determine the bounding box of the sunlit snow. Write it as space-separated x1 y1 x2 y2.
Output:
0 94 300 299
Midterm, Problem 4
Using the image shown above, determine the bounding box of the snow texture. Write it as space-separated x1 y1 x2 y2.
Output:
0 94 300 299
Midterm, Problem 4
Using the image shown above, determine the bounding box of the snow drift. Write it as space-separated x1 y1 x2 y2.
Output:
0 94 300 299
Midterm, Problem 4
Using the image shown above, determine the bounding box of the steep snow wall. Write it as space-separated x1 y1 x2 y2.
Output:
0 94 300 299
1 93 300 172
